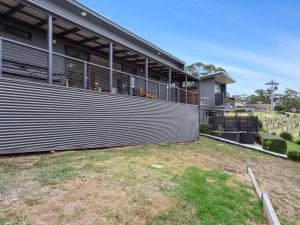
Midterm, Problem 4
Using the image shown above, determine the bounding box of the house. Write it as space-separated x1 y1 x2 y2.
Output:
198 71 236 123
247 104 272 112
0 0 200 154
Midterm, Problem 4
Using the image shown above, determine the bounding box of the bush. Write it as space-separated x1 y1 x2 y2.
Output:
260 133 287 154
280 132 293 141
288 151 300 161
271 132 277 136
274 105 285 112
258 120 263 131
199 123 212 134
295 139 300 145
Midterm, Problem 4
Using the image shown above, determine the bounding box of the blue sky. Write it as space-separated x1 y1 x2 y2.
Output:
79 0 300 95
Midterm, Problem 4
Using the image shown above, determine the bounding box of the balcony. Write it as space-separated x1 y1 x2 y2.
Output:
0 37 199 106
215 93 235 110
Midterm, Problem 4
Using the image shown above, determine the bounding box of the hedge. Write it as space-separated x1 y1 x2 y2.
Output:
280 132 293 142
259 133 287 154
288 151 300 161
199 123 212 134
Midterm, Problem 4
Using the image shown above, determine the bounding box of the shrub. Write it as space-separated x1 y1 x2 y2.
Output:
274 105 285 112
260 133 287 154
288 151 300 161
280 132 293 141
295 139 300 145
271 132 277 136
258 120 263 131
199 123 212 134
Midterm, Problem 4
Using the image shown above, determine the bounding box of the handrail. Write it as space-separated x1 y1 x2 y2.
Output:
0 36 49 53
0 36 200 104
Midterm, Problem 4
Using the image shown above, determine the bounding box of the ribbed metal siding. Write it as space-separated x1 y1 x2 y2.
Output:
0 79 199 154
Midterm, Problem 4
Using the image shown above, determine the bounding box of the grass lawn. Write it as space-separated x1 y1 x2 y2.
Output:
287 141 300 153
1 137 299 225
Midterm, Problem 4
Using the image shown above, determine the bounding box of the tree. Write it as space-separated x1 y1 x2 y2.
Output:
245 89 270 104
277 89 300 112
246 88 300 112
185 62 226 77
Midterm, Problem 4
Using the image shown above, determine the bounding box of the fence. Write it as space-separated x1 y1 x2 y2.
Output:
210 116 259 132
0 37 199 105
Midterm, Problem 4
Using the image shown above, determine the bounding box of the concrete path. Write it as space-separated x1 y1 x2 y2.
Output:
200 133 288 159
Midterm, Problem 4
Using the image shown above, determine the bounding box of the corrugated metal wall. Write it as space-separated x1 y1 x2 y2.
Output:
0 79 199 154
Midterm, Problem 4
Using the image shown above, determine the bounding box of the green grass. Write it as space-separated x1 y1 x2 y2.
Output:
259 132 300 155
149 166 266 225
1 137 297 224
287 141 300 153
175 167 264 225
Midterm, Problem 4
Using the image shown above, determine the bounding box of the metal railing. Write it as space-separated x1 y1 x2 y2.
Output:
0 37 199 105
200 97 209 106
224 98 235 109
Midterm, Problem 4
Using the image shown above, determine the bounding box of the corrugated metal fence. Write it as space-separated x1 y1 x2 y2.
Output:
0 79 199 154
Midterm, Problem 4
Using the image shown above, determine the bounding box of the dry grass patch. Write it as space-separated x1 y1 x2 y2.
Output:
0 137 299 224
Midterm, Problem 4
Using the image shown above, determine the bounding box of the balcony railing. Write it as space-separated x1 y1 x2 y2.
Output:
224 98 235 109
200 97 209 106
215 93 224 106
0 37 199 105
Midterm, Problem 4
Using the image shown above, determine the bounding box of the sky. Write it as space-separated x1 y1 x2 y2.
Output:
79 0 300 95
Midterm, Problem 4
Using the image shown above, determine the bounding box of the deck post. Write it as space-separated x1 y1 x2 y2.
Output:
84 62 87 89
168 68 171 101
129 75 132 96
109 41 113 92
145 57 149 98
47 15 53 85
158 83 160 100
185 74 188 104
0 38 2 78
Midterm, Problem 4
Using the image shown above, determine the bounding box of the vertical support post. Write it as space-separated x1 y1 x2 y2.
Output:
145 57 149 98
0 38 2 78
129 75 132 96
109 41 113 93
158 83 160 100
178 87 180 103
48 15 53 85
198 80 201 106
84 62 87 89
185 74 188 104
168 68 172 101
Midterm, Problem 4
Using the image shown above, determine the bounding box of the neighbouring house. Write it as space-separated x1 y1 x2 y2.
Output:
232 95 255 112
198 71 236 123
0 0 201 154
247 104 272 112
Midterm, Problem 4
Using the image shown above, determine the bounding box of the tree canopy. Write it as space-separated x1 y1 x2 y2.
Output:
246 88 300 112
185 62 226 77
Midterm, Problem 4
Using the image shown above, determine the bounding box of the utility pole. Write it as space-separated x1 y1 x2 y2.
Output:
265 79 279 110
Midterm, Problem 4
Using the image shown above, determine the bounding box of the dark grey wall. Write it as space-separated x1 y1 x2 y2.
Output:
199 77 215 109
0 78 199 154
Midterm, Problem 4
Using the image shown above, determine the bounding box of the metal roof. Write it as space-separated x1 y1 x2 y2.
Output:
198 71 235 84
23 0 187 71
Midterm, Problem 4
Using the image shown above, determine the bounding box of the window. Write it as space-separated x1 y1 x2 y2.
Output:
0 23 31 40
215 83 221 94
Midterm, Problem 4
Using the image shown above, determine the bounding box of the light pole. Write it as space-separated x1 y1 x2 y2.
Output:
265 79 279 110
